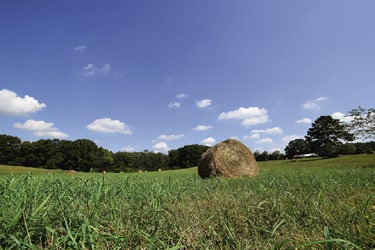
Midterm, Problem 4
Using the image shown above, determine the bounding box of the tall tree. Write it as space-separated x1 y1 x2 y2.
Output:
0 134 21 165
305 116 354 157
347 106 375 139
284 139 310 159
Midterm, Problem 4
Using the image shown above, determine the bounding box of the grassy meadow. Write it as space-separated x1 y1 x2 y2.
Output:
0 154 374 249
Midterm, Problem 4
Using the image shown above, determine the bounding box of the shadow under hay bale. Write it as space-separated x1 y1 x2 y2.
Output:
198 139 259 178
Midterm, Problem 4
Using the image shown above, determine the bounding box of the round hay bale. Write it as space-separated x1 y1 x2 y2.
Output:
198 139 258 178
66 170 76 176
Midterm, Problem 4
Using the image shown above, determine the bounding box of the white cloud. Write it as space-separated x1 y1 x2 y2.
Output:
120 146 135 152
152 141 170 153
74 45 87 53
168 102 181 108
295 118 312 124
192 125 213 131
243 133 260 140
83 63 111 77
251 127 283 135
255 137 273 144
201 137 216 146
196 99 213 109
176 93 187 99
218 106 269 126
0 89 46 116
331 112 353 123
157 134 184 141
302 97 327 110
282 135 303 143
87 118 132 134
14 119 68 139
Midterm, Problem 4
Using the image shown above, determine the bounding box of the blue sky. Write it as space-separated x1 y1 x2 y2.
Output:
1 1 374 153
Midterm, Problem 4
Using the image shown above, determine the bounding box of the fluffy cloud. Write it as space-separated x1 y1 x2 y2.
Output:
74 45 87 53
168 102 181 108
83 63 111 77
0 89 46 116
157 134 184 141
196 99 213 109
152 141 170 152
87 118 132 134
295 118 312 124
255 137 273 144
14 119 68 139
302 97 327 110
331 112 353 123
192 125 213 131
176 93 187 98
243 133 260 140
218 106 269 126
251 127 283 135
201 137 216 146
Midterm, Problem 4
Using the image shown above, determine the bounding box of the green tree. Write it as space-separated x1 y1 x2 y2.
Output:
0 134 21 165
268 150 284 161
338 143 356 155
167 149 180 169
177 144 210 168
67 139 102 171
347 106 375 139
305 116 354 157
284 139 310 159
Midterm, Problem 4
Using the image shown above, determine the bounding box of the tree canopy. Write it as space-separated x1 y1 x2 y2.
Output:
347 106 375 139
305 116 355 157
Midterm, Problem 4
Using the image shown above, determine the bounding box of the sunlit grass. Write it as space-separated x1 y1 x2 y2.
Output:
0 154 374 249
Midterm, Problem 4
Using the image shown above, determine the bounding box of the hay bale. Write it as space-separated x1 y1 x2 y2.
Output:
66 170 76 176
198 139 258 178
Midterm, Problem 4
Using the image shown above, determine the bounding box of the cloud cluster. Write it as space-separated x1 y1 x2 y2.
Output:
218 106 269 126
302 97 327 110
193 125 213 131
83 63 111 77
196 99 213 109
152 141 170 152
0 89 46 116
176 93 187 98
157 134 184 141
295 118 312 124
74 45 87 53
14 119 68 139
331 112 353 123
168 102 181 108
201 137 216 146
87 118 132 134
251 127 283 135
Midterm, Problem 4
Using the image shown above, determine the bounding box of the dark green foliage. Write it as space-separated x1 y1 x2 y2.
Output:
284 139 310 159
111 144 209 172
338 143 357 155
0 134 21 165
175 144 210 168
305 116 355 157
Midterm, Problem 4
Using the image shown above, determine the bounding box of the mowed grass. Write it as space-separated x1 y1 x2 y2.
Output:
0 154 374 249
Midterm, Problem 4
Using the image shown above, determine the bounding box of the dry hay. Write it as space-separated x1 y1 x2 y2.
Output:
198 139 259 178
66 170 76 176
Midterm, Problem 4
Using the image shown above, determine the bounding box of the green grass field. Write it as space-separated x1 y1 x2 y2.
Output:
0 154 374 249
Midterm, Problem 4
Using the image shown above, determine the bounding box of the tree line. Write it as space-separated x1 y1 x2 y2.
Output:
0 135 209 172
1 107 373 170
285 107 375 158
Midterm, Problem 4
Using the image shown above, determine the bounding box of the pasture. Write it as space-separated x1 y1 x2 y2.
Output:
0 154 374 249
